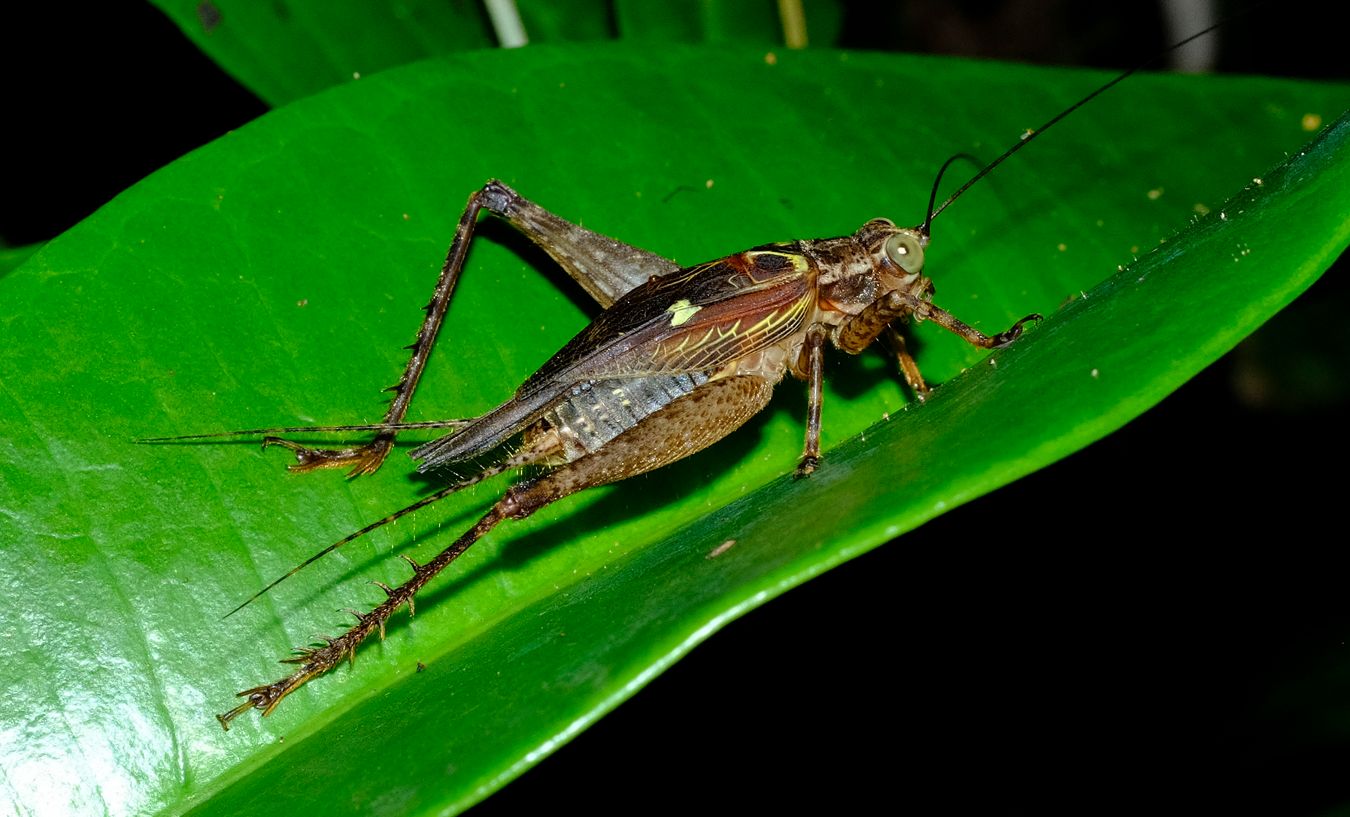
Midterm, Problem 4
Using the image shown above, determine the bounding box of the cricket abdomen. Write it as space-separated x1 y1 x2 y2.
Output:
509 374 778 514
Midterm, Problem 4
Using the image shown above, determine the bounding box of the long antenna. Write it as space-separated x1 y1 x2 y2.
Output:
920 19 1230 234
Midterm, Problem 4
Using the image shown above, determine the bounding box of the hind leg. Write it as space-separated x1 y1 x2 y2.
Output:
271 181 680 477
218 375 774 727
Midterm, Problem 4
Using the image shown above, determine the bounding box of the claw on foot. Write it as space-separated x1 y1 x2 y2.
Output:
991 312 1043 347
794 455 819 480
216 507 502 730
216 671 314 731
261 435 393 477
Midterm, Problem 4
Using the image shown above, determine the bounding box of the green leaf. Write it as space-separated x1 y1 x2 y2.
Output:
0 45 1344 817
151 0 840 106
613 0 840 44
150 0 498 105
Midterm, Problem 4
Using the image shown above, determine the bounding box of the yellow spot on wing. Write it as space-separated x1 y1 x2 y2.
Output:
666 298 703 326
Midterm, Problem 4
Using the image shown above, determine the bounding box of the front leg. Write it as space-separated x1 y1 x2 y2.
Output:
827 292 1035 414
838 290 1041 355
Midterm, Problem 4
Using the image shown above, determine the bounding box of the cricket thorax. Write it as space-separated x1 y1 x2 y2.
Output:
808 219 933 328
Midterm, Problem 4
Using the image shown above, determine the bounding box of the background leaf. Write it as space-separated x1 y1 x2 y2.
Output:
0 242 39 278
149 0 843 106
0 43 1346 817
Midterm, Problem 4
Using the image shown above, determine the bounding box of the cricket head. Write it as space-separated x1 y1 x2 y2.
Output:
859 217 933 298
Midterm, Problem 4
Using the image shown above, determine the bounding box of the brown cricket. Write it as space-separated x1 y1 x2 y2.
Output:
143 23 1223 729
199 179 1038 729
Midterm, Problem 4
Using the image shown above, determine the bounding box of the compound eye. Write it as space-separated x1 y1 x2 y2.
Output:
883 232 925 275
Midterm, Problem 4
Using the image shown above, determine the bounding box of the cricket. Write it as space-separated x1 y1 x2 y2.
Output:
144 24 1227 730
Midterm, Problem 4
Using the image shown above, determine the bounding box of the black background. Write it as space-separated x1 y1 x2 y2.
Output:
3 3 1347 814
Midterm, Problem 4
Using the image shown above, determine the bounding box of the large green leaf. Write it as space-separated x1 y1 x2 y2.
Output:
151 0 842 106
0 46 1344 817
150 0 498 105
